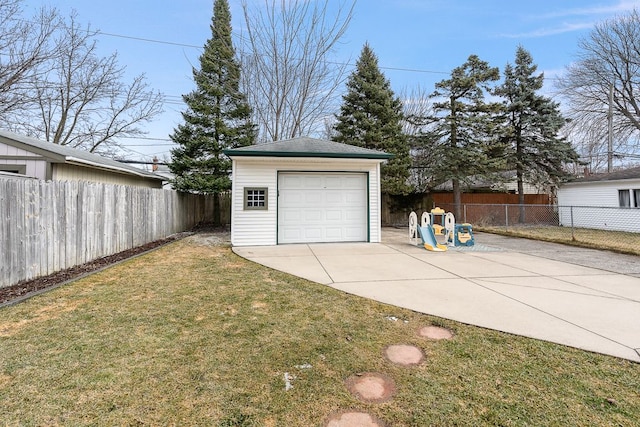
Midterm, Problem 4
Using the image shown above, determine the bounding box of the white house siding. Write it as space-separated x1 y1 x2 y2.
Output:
557 180 640 232
52 163 162 188
230 157 381 246
503 181 543 194
0 141 48 178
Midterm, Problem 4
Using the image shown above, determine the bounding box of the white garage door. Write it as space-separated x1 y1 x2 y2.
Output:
278 172 368 244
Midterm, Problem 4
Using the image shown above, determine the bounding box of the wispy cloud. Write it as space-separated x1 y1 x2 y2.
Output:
500 1 638 39
501 21 595 38
539 0 638 19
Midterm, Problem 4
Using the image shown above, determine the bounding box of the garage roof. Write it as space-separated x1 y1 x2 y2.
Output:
224 136 393 159
567 166 640 183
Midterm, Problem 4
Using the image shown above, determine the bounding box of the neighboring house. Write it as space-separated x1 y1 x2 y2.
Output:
0 130 164 188
557 166 640 232
224 137 392 246
153 163 175 190
433 171 547 194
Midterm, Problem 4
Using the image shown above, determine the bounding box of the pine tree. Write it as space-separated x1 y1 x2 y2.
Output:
334 43 411 195
429 55 502 218
495 46 578 216
170 0 256 225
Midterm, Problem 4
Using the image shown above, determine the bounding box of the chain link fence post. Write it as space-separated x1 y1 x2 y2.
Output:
505 204 509 230
570 206 575 241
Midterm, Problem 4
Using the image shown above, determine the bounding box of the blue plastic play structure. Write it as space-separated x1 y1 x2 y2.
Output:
450 223 474 246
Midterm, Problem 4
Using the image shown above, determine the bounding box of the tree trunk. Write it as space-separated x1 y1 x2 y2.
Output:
517 168 525 223
452 178 462 220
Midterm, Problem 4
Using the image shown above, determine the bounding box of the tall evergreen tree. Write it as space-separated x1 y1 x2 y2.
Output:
170 0 256 225
495 46 578 214
334 43 411 195
429 55 502 217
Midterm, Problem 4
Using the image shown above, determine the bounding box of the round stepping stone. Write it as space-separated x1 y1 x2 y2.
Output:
345 372 395 403
325 411 387 427
384 344 424 366
418 325 454 340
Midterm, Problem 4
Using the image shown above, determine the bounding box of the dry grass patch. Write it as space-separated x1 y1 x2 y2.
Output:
479 225 640 255
0 237 638 426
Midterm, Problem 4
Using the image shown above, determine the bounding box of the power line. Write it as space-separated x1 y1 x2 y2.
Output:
10 15 565 113
96 31 203 49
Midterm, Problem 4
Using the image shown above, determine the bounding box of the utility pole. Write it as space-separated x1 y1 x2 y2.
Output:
607 82 613 173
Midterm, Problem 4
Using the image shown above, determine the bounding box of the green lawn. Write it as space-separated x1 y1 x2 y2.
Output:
1 236 638 426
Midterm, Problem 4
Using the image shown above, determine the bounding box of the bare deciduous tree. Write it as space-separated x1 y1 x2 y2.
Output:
0 0 59 116
240 0 355 141
556 8 640 171
2 2 163 154
400 85 440 191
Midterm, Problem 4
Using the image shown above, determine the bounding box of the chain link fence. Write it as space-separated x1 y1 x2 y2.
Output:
431 203 640 255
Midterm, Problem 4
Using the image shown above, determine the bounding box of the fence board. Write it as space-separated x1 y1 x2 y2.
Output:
0 179 223 289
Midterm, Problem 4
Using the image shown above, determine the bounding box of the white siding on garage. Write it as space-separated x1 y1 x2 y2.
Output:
557 179 640 232
230 160 279 246
0 140 48 179
230 157 382 246
557 181 628 207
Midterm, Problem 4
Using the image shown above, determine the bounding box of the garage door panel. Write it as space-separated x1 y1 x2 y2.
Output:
278 172 367 244
280 175 304 188
304 176 323 187
305 192 323 203
325 229 345 239
342 175 365 188
305 210 323 221
344 190 366 204
280 229 302 241
324 176 343 188
345 226 365 239
281 189 304 204
280 208 303 222
325 190 344 204
325 209 343 221
303 227 323 239
344 209 362 221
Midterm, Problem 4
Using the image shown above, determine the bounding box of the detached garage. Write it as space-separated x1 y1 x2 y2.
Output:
224 137 392 246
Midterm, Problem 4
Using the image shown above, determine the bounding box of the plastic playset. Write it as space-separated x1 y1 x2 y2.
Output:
408 207 475 252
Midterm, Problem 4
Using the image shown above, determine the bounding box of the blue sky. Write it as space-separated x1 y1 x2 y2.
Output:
19 0 640 163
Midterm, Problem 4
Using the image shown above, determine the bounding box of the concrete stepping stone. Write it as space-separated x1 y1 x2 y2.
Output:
345 372 396 403
325 411 387 427
418 325 454 340
384 344 424 366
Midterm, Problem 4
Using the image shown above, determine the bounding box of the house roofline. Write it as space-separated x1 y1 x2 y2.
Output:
225 150 392 160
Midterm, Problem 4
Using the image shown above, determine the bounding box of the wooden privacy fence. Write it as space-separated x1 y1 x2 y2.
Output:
0 179 227 289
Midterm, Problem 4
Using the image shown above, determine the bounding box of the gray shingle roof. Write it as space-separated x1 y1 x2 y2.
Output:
0 129 163 180
224 136 393 159
570 166 640 183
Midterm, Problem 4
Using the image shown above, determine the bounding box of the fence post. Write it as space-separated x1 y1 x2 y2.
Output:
505 204 509 230
463 204 467 223
570 206 575 241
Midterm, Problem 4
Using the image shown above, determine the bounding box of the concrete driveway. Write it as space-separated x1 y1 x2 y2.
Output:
233 228 640 362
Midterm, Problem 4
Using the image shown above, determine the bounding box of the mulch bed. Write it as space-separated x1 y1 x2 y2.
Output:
0 233 191 306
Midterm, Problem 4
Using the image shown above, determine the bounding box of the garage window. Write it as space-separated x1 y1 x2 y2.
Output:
244 187 268 210
619 189 631 207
